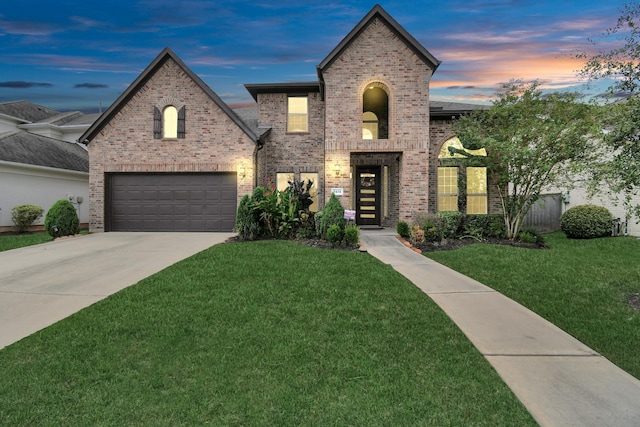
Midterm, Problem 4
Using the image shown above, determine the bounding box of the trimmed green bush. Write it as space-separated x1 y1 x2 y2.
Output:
11 204 44 233
319 194 346 238
326 224 343 247
561 204 613 239
344 224 360 247
518 227 546 245
396 221 410 239
235 194 262 240
45 199 79 237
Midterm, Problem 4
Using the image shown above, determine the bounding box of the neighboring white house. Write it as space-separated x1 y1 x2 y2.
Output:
552 185 640 237
0 101 94 232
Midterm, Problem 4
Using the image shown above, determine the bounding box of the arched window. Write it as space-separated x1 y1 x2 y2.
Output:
163 106 178 138
362 84 388 139
154 105 186 139
437 137 488 214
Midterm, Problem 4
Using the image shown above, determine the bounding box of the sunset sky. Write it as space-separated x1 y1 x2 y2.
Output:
0 1 629 112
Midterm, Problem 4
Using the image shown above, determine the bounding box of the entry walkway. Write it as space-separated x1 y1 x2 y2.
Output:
360 229 640 427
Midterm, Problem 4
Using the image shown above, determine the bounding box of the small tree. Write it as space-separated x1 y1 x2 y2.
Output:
454 81 601 239
11 204 44 233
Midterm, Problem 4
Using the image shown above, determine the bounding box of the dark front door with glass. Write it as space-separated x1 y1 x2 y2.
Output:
355 166 381 226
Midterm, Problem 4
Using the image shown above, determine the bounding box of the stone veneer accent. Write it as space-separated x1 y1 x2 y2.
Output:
88 57 255 231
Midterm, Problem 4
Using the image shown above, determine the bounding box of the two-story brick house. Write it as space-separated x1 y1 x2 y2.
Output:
81 4 495 232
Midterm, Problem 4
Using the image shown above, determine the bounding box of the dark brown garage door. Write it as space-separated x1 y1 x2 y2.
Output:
106 173 237 232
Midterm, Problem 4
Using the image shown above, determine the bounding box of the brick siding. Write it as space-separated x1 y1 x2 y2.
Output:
88 58 255 231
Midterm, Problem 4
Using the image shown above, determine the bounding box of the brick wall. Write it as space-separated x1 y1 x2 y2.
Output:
88 57 255 231
255 91 325 197
322 17 434 222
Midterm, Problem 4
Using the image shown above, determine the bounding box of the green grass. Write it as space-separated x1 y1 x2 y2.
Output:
0 233 52 252
0 240 535 426
427 233 640 379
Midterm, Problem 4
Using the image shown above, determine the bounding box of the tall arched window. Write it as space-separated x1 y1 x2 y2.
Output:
163 106 178 139
437 137 488 214
362 84 388 139
154 105 186 139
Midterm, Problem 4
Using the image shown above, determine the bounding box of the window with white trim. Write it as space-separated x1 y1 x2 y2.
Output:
287 96 308 132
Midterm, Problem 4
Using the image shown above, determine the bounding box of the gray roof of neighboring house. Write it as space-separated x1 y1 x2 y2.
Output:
0 130 89 172
430 100 489 117
0 100 61 123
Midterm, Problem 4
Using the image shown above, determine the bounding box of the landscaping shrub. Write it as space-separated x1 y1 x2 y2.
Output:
235 194 261 240
463 214 506 239
396 221 410 239
45 199 79 237
11 204 44 233
560 204 613 239
436 211 462 238
319 194 346 238
344 224 360 247
410 225 425 245
326 224 343 247
518 228 546 245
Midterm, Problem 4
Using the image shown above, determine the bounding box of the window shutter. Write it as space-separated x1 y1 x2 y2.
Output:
177 106 186 138
153 107 161 139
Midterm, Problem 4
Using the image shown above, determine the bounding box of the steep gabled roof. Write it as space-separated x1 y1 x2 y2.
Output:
80 47 259 144
317 4 441 73
0 130 88 172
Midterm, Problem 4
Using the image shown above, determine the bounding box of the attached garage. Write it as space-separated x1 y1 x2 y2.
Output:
105 173 237 232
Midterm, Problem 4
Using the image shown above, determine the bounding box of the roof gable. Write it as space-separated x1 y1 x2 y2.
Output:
80 47 258 144
318 4 441 73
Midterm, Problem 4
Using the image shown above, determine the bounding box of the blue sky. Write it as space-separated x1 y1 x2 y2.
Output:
0 0 627 112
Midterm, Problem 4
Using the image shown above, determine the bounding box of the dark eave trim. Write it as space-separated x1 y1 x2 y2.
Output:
244 82 321 101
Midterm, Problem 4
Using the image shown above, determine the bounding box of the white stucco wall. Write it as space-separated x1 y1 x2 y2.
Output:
0 161 89 229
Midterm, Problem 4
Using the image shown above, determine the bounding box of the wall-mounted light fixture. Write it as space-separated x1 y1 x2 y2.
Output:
238 164 246 180
334 163 341 177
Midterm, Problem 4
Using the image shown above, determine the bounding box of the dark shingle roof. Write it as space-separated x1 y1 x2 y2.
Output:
232 106 271 138
0 131 88 172
0 100 61 123
430 100 488 118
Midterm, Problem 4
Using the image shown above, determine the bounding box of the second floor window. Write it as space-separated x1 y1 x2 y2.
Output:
287 96 308 132
154 105 186 139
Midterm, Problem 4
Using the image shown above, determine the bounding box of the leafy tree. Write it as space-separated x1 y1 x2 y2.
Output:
578 1 640 220
454 81 601 239
578 1 640 96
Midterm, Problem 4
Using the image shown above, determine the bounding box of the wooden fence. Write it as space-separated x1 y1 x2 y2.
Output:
522 193 563 232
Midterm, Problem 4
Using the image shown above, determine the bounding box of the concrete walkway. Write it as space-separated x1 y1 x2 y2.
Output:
360 229 640 427
0 232 232 350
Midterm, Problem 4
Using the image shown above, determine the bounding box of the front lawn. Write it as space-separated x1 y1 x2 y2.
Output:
0 240 535 426
426 233 640 379
0 233 52 252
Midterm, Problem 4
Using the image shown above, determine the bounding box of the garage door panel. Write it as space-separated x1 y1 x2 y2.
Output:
107 173 237 232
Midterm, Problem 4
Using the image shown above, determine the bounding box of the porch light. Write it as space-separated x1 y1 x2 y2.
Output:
238 164 246 179
334 163 341 177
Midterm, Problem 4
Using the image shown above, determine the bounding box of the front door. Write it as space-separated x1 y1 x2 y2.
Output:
355 166 381 226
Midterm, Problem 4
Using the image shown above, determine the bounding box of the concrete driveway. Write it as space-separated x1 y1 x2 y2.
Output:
0 232 233 349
